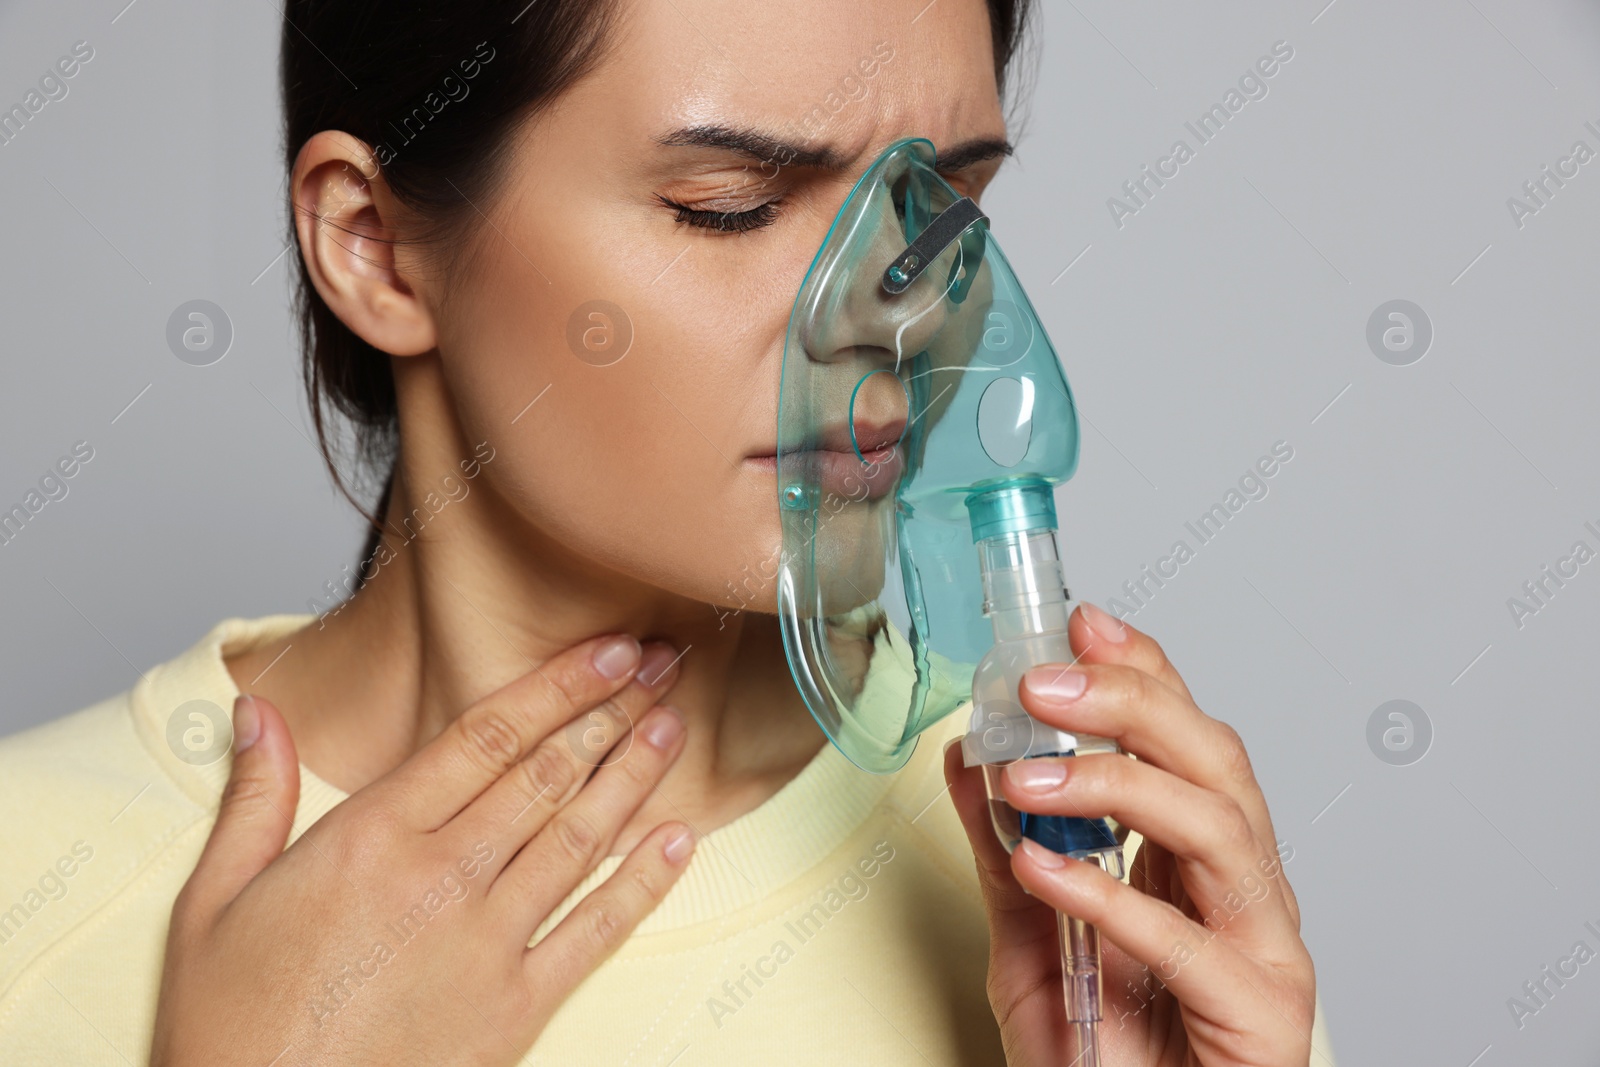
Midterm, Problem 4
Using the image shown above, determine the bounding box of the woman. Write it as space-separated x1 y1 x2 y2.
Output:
0 0 1336 1063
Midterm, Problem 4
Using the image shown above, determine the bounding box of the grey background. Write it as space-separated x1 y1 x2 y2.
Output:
3 0 1599 1063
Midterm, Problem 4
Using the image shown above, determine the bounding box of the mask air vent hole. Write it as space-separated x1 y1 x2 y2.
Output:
977 376 1034 468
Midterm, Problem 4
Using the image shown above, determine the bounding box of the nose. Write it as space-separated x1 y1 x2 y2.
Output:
797 172 955 370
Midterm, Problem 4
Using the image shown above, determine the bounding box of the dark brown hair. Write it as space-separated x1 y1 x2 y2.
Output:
279 0 1038 569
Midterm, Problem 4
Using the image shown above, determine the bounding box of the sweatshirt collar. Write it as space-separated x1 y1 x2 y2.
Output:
127 615 911 932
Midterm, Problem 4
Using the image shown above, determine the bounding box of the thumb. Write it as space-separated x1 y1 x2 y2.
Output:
184 693 301 914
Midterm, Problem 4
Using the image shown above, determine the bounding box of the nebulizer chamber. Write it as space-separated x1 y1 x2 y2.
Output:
775 137 1127 1063
967 482 1124 857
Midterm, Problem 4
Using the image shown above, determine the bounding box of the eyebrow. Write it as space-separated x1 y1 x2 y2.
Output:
933 137 1013 172
656 125 1014 173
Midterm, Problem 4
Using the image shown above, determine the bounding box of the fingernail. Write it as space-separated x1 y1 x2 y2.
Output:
637 642 680 687
1019 837 1066 869
1008 759 1068 792
593 634 643 680
1080 602 1128 643
233 694 261 752
1024 666 1088 702
664 826 696 864
642 705 685 749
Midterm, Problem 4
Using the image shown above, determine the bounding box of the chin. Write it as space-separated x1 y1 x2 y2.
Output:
685 497 787 617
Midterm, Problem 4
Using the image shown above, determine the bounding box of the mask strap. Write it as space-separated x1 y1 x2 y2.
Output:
881 197 988 295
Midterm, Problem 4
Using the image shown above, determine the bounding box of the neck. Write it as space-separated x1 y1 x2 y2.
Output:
227 358 821 842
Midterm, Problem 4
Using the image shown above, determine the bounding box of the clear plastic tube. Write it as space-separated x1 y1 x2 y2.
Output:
1061 911 1103 1067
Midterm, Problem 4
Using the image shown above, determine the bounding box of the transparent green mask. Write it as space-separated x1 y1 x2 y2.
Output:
776 136 1081 774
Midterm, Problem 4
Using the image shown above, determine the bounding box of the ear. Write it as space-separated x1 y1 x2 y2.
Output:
291 130 436 357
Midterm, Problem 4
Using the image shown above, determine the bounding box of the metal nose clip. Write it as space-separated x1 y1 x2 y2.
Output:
881 196 988 294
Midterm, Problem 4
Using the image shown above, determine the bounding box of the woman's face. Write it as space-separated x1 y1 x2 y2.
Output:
420 0 1009 614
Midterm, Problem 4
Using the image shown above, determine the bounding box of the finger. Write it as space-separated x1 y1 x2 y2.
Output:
942 742 1064 1015
1062 603 1291 876
1011 838 1282 1024
449 644 683 872
1018 662 1276 848
1067 602 1194 704
525 821 695 992
1001 754 1296 947
375 633 647 825
1127 831 1177 902
180 695 301 917
943 740 1046 925
1064 606 1294 865
490 705 687 932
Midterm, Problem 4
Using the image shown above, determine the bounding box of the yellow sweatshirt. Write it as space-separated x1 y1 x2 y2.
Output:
0 615 1336 1065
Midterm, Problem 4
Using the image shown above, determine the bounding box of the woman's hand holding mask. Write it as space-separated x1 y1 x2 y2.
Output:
945 605 1319 1066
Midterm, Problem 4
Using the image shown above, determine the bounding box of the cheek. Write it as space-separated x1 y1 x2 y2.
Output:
433 243 792 608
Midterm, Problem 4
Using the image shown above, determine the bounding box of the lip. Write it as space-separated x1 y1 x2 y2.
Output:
748 415 909 462
823 416 908 457
747 422 908 503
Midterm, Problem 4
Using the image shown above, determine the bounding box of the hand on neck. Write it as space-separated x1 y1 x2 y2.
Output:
226 386 821 825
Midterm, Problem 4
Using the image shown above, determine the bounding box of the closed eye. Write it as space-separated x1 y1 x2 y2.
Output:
656 194 781 234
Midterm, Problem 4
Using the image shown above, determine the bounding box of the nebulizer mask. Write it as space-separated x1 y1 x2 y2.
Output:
775 137 1128 1065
